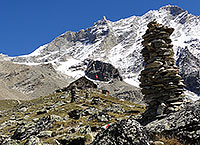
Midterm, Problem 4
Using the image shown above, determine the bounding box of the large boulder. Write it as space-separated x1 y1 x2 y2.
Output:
85 60 123 82
24 136 42 145
0 135 18 145
57 135 86 145
91 118 149 145
146 100 200 145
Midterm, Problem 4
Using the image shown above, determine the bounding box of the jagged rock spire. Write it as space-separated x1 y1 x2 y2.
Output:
139 21 185 125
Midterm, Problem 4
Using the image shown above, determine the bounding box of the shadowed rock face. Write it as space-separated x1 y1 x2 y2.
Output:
176 47 200 95
85 60 123 82
139 21 185 124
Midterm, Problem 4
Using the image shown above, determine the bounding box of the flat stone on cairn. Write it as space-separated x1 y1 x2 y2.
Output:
139 21 185 124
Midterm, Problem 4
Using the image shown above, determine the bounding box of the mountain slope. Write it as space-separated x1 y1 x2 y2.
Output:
11 5 200 96
0 61 72 100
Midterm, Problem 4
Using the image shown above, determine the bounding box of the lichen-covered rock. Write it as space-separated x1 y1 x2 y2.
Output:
0 135 18 145
79 125 91 135
11 121 36 140
91 119 149 145
57 135 86 145
37 130 53 138
88 112 111 122
24 136 42 145
146 100 200 145
11 115 63 140
103 104 125 113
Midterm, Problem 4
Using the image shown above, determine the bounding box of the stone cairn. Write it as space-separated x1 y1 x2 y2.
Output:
70 85 76 103
139 21 185 124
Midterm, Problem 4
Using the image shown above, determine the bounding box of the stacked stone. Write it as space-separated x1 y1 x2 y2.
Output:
139 21 185 123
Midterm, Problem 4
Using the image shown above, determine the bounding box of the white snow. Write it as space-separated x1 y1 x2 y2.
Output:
18 44 48 57
124 78 140 88
185 90 200 101
9 5 200 99
56 58 84 79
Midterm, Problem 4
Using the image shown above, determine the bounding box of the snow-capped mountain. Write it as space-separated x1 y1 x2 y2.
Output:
11 5 200 96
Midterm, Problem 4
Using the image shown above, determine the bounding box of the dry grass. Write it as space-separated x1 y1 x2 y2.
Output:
154 134 184 145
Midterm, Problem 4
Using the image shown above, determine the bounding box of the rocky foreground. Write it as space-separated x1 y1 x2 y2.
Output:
0 78 145 144
0 80 199 145
92 100 200 145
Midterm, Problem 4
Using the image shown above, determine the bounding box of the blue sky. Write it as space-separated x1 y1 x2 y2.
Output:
0 0 199 56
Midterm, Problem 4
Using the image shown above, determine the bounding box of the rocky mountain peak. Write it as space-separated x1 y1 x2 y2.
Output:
94 16 109 25
9 5 200 98
159 5 187 16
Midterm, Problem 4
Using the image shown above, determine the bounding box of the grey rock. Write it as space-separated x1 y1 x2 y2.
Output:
57 135 86 145
88 112 111 122
103 104 125 113
146 100 200 145
91 119 149 145
99 80 143 103
82 107 99 116
18 106 28 112
0 135 18 145
151 141 164 145
24 135 42 145
79 125 91 135
90 97 103 105
36 109 48 115
85 60 123 82
177 47 200 95
37 130 53 138
0 61 72 100
11 115 63 140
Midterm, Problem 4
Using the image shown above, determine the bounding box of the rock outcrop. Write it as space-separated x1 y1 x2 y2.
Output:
177 47 200 95
24 136 42 145
91 99 200 145
146 99 200 145
85 60 123 82
139 21 186 124
91 118 149 145
11 115 63 140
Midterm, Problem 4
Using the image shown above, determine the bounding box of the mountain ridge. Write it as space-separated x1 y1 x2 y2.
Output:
4 5 200 97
